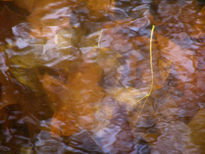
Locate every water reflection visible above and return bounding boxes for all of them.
[0,0,204,153]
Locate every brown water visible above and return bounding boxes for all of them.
[0,0,205,153]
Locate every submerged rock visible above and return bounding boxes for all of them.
[94,97,150,153]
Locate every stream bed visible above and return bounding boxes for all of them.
[0,0,204,153]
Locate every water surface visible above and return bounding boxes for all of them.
[0,0,204,153]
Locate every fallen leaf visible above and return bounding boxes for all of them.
[107,87,148,111]
[94,102,137,153]
[0,5,24,41]
[187,5,205,39]
[27,0,71,38]
[27,0,115,38]
[0,52,18,109]
[156,33,196,82]
[157,58,172,83]
[41,63,104,136]
[6,23,75,91]
[0,79,19,110]
[14,0,34,12]
[14,0,64,12]
[86,0,114,14]
[10,67,42,93]
[188,108,205,152]
[152,119,200,153]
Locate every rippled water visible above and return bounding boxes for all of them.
[0,0,204,153]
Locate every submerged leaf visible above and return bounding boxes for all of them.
[0,76,18,110]
[41,63,104,136]
[107,87,148,111]
[14,0,35,12]
[6,23,75,91]
[94,101,138,153]
[188,108,205,152]
[86,0,114,14]
[156,33,196,82]
[0,5,24,41]
[27,0,71,38]
[10,67,41,92]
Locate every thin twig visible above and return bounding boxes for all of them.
[98,30,103,48]
[135,25,155,121]
[147,25,155,97]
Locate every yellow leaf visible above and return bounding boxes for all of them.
[108,87,148,111]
